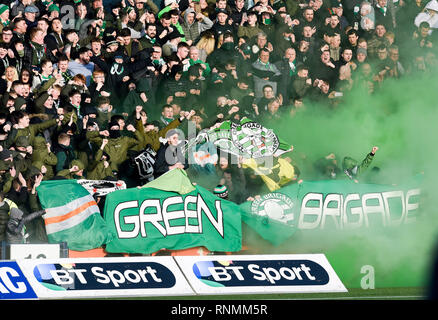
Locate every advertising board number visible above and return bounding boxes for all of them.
[9,244,61,260]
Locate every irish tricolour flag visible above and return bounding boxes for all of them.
[37,180,113,251]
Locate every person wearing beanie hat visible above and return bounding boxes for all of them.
[105,36,119,51]
[0,4,10,32]
[356,47,368,64]
[213,184,229,199]
[162,29,184,56]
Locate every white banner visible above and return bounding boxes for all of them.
[16,257,194,299]
[9,244,61,260]
[174,254,347,295]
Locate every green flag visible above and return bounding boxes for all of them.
[239,176,423,246]
[104,169,242,254]
[36,180,113,251]
[240,183,299,246]
[139,168,195,194]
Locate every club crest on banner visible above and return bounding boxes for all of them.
[250,192,295,225]
[230,121,280,158]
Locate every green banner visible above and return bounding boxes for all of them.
[103,179,242,254]
[240,176,422,245]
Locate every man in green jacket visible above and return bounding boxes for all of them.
[342,146,379,181]
[86,121,145,174]
[10,110,73,147]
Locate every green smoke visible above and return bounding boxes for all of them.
[245,68,438,290]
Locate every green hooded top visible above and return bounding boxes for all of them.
[86,129,145,171]
[342,152,375,179]
[31,136,58,179]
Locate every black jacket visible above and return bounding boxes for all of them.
[153,142,188,178]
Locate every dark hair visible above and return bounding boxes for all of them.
[69,89,82,98]
[160,12,171,20]
[177,41,190,50]
[40,58,52,67]
[58,55,69,63]
[96,96,110,106]
[78,46,91,55]
[38,17,50,26]
[119,27,131,37]
[223,31,234,40]
[10,110,28,124]
[419,21,430,29]
[347,29,359,37]
[90,37,102,44]
[19,68,33,84]
[169,9,179,16]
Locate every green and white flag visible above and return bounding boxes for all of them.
[239,176,423,246]
[189,118,293,159]
[103,169,242,254]
[37,180,113,251]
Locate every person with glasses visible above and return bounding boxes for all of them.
[1,27,13,45]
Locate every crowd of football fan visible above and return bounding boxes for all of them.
[0,0,436,244]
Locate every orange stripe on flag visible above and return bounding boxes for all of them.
[45,201,97,225]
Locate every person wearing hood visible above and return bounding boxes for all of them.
[31,135,57,179]
[57,159,86,179]
[86,138,115,180]
[31,160,51,180]
[33,92,57,119]
[120,76,153,115]
[0,149,14,193]
[12,135,33,176]
[90,50,149,107]
[85,120,145,175]
[207,31,240,70]
[181,7,213,45]
[6,204,28,244]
